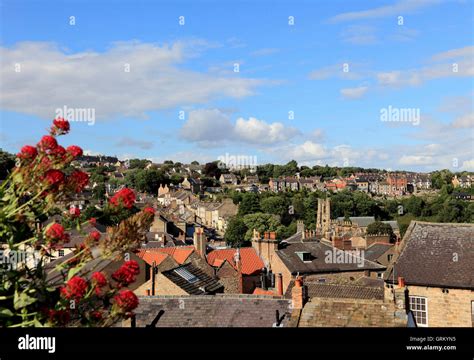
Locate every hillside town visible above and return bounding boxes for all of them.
[1,150,472,328]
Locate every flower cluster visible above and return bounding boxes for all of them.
[60,276,88,300]
[113,290,139,315]
[45,223,70,248]
[110,188,136,209]
[112,260,140,287]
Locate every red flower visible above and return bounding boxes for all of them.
[67,170,89,192]
[114,290,139,313]
[91,271,107,288]
[90,230,101,241]
[69,206,81,217]
[17,145,37,160]
[110,188,136,209]
[43,169,65,186]
[90,310,103,321]
[52,145,66,158]
[60,276,88,300]
[89,217,97,226]
[38,135,58,152]
[66,145,83,158]
[52,118,70,135]
[144,207,155,215]
[47,309,70,325]
[45,223,69,243]
[112,260,140,286]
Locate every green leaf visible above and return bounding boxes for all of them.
[13,290,37,310]
[0,308,14,317]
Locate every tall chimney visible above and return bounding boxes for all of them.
[276,273,283,296]
[292,276,305,310]
[193,227,207,258]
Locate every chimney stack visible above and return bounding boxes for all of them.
[269,232,276,240]
[291,276,305,310]
[297,220,305,235]
[276,273,283,296]
[193,227,207,258]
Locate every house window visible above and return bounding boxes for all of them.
[409,296,428,327]
[387,254,394,262]
[58,249,65,257]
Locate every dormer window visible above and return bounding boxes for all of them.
[296,251,312,263]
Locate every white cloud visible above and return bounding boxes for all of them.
[377,46,474,87]
[452,112,474,129]
[0,41,266,119]
[234,117,299,144]
[180,109,234,145]
[286,141,327,161]
[328,0,443,23]
[399,155,434,166]
[340,86,368,99]
[179,109,299,146]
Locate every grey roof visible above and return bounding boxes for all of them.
[337,216,375,227]
[382,220,399,230]
[276,240,385,275]
[161,263,224,295]
[133,295,293,327]
[365,243,394,262]
[285,280,384,301]
[388,221,474,289]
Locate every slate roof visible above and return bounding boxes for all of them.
[276,240,385,275]
[387,221,474,289]
[284,280,384,301]
[365,243,394,262]
[337,216,375,227]
[161,263,223,295]
[207,247,264,275]
[133,295,292,327]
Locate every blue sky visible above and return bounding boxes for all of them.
[0,0,473,172]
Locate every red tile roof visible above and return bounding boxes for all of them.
[137,246,194,266]
[207,248,264,275]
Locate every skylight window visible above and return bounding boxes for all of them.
[174,267,198,283]
[296,251,312,262]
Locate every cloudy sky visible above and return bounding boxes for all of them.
[0,0,473,171]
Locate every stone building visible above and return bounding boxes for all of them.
[385,221,474,327]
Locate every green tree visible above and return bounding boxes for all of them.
[242,213,280,241]
[224,217,248,247]
[238,192,261,215]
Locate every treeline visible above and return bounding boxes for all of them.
[224,188,474,247]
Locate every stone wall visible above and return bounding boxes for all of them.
[405,285,473,327]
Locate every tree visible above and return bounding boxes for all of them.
[238,193,261,215]
[366,221,395,242]
[224,217,248,247]
[191,161,200,165]
[203,161,222,179]
[242,213,280,241]
[0,150,15,180]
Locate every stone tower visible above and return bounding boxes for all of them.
[316,198,331,235]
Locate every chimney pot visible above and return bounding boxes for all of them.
[398,276,405,288]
